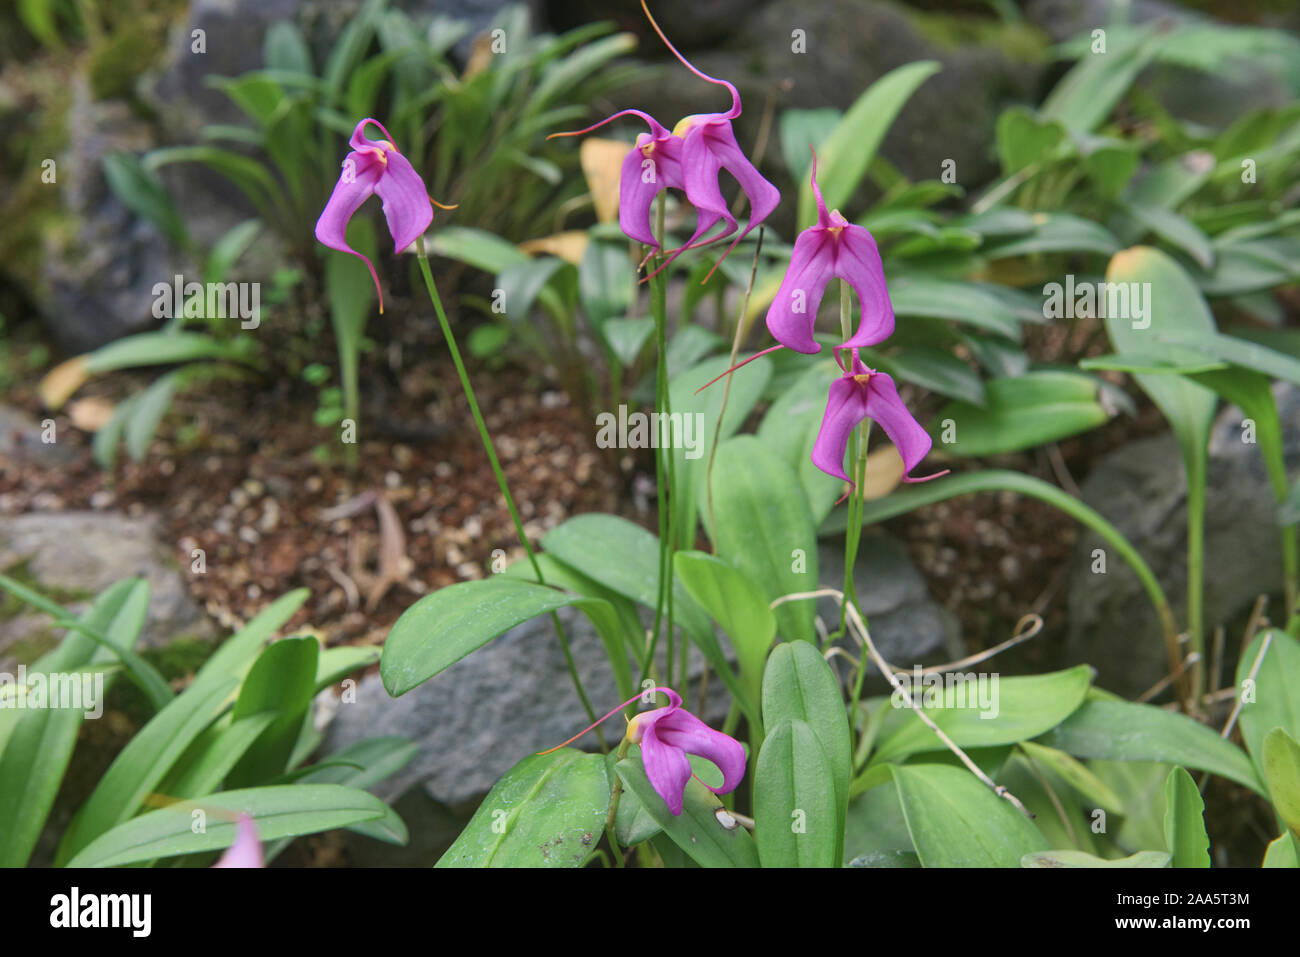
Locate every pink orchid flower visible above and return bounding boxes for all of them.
[540,686,746,817]
[765,151,894,354]
[550,1,778,278]
[212,814,264,868]
[813,348,948,488]
[315,118,449,313]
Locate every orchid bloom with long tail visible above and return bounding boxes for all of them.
[766,150,894,354]
[540,687,745,816]
[549,1,778,277]
[814,348,948,488]
[315,118,454,312]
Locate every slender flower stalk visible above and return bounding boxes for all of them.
[412,239,604,745]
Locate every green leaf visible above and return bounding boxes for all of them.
[428,226,530,273]
[1040,27,1161,134]
[1262,728,1300,841]
[55,675,240,864]
[102,152,189,249]
[1163,766,1210,867]
[195,588,310,683]
[1036,699,1264,795]
[888,277,1041,340]
[756,357,842,525]
[932,371,1112,457]
[602,317,655,367]
[761,641,852,865]
[67,784,388,867]
[780,107,842,183]
[864,345,985,406]
[891,763,1048,867]
[1237,630,1300,778]
[1158,329,1300,390]
[0,580,149,866]
[85,332,253,373]
[579,237,634,328]
[709,436,818,642]
[754,719,838,867]
[263,21,313,74]
[996,106,1069,175]
[667,353,773,549]
[381,578,609,697]
[124,371,180,462]
[984,214,1120,258]
[226,636,319,788]
[797,61,941,227]
[162,712,278,800]
[1022,849,1170,867]
[437,750,609,867]
[1124,203,1214,269]
[1018,740,1125,813]
[1263,833,1298,867]
[674,551,775,704]
[872,665,1092,764]
[615,757,759,868]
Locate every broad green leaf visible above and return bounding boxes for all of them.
[602,317,655,367]
[754,719,837,868]
[67,784,388,867]
[381,577,613,697]
[1158,329,1300,390]
[1263,833,1298,867]
[1262,727,1300,841]
[709,436,818,642]
[102,152,189,249]
[780,107,842,182]
[1125,203,1214,269]
[315,645,381,690]
[1162,766,1210,867]
[579,237,634,328]
[55,675,241,864]
[667,353,772,549]
[1040,27,1161,134]
[891,763,1048,867]
[1036,699,1264,795]
[797,61,941,226]
[863,345,985,406]
[615,757,759,868]
[195,588,309,683]
[1019,740,1124,813]
[762,641,852,865]
[1022,849,1170,868]
[1237,629,1300,777]
[428,225,530,273]
[674,551,774,703]
[931,371,1111,456]
[0,579,148,867]
[888,276,1040,340]
[984,214,1120,258]
[227,636,319,788]
[85,332,253,373]
[996,106,1069,175]
[162,712,278,800]
[124,371,180,462]
[872,666,1092,764]
[438,750,609,867]
[540,514,712,644]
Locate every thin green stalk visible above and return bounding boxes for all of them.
[1186,450,1207,712]
[604,738,632,866]
[415,237,604,747]
[645,193,674,690]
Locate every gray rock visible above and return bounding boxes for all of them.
[1066,384,1300,697]
[322,603,725,807]
[39,79,191,353]
[0,512,214,665]
[818,532,961,666]
[0,405,78,467]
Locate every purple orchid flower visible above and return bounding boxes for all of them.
[549,1,778,278]
[765,151,894,354]
[812,348,948,488]
[315,118,452,313]
[212,814,264,869]
[539,686,746,817]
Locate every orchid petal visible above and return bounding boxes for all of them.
[654,708,747,796]
[865,372,937,482]
[811,371,870,482]
[836,226,895,348]
[212,815,264,869]
[619,144,669,248]
[677,125,737,250]
[640,724,693,816]
[765,228,835,354]
[699,120,780,242]
[374,149,433,253]
[315,149,385,302]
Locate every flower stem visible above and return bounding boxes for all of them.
[645,193,675,692]
[414,237,604,747]
[604,737,632,866]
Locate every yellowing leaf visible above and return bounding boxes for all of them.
[580,138,628,224]
[38,356,90,410]
[68,397,116,432]
[519,231,589,265]
[860,445,905,501]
